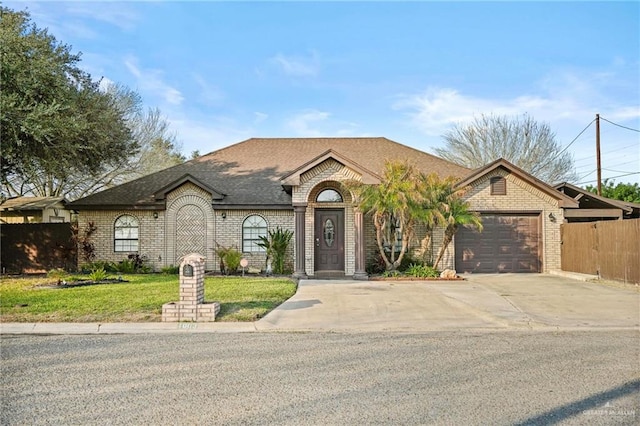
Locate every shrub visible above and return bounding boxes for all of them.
[161,265,180,275]
[89,267,108,282]
[47,268,68,285]
[405,263,439,278]
[81,261,116,274]
[256,227,294,275]
[216,245,242,274]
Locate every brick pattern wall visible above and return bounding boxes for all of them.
[462,169,563,272]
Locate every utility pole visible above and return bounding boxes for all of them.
[596,113,601,196]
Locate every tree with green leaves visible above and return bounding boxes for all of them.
[0,7,184,200]
[415,173,464,265]
[433,196,483,269]
[349,160,426,271]
[0,7,135,198]
[436,114,577,183]
[585,180,640,203]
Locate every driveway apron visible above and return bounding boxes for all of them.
[256,275,639,332]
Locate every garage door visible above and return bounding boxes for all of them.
[455,214,541,273]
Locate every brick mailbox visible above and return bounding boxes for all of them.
[162,253,220,322]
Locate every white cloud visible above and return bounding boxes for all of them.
[124,56,184,106]
[394,69,640,137]
[66,4,139,31]
[286,110,331,136]
[192,74,224,105]
[254,112,269,124]
[168,115,253,156]
[270,51,320,77]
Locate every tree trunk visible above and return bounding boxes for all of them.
[434,228,455,270]
[374,213,392,270]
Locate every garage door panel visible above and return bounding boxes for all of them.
[455,214,541,273]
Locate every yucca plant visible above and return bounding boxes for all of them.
[256,227,294,275]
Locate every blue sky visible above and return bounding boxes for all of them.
[7,1,640,185]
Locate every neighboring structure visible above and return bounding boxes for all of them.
[554,182,640,222]
[0,197,70,224]
[67,138,578,276]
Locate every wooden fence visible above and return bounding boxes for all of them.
[0,223,77,274]
[561,219,640,284]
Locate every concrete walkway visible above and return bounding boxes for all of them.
[1,274,638,335]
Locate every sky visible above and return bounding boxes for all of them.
[6,0,640,185]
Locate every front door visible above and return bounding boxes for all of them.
[314,209,344,273]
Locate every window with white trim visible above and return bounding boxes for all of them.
[242,215,267,252]
[114,215,139,252]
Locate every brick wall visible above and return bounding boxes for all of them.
[78,182,294,273]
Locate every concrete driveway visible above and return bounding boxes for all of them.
[256,274,640,332]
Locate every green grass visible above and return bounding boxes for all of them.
[0,274,297,323]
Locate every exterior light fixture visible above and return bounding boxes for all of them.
[153,212,159,219]
[221,212,227,219]
[548,212,556,222]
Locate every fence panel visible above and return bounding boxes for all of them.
[561,219,640,284]
[596,219,639,284]
[0,223,77,274]
[561,222,598,275]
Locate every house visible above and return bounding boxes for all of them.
[554,182,640,222]
[0,196,71,224]
[67,138,577,276]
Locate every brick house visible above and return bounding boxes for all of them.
[67,138,578,277]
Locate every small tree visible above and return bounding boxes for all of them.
[349,160,425,271]
[414,173,463,265]
[256,227,294,275]
[433,197,483,270]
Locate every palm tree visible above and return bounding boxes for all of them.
[414,174,462,265]
[349,160,424,271]
[433,196,483,270]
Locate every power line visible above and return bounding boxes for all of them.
[574,143,639,163]
[550,118,595,162]
[576,171,640,185]
[600,116,640,133]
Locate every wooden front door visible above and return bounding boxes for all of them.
[314,209,345,272]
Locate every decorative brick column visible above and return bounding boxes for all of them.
[353,207,368,280]
[162,253,220,322]
[293,204,308,279]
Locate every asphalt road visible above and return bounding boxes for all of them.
[2,331,638,425]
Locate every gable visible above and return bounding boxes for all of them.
[458,159,578,208]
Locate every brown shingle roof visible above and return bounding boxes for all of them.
[0,196,67,211]
[68,137,470,209]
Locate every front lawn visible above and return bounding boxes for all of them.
[0,274,297,322]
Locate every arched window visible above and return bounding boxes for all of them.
[114,215,139,252]
[243,215,267,252]
[316,188,343,203]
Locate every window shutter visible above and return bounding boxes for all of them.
[490,176,507,195]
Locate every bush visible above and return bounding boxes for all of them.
[89,267,108,282]
[405,263,439,278]
[161,265,180,275]
[47,268,69,284]
[81,261,116,274]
